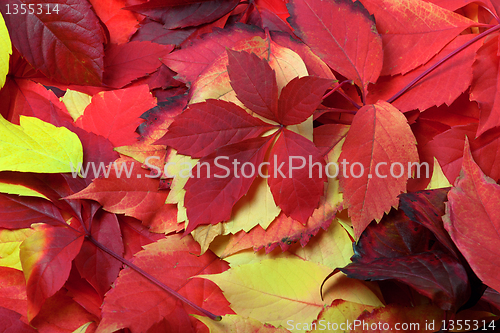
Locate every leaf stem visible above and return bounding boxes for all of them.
[87,236,222,321]
[323,80,361,110]
[387,24,500,104]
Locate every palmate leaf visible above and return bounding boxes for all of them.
[444,138,500,294]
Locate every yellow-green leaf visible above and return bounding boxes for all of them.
[194,314,290,333]
[0,115,83,173]
[0,182,49,200]
[60,89,92,122]
[199,258,383,328]
[0,228,34,270]
[72,322,93,333]
[0,13,12,89]
[426,157,452,190]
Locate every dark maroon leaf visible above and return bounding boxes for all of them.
[126,0,239,29]
[1,0,105,85]
[0,194,65,229]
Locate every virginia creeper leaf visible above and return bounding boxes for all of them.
[0,0,105,85]
[103,41,174,89]
[0,228,34,270]
[88,0,139,44]
[227,49,279,122]
[75,85,156,147]
[277,76,333,125]
[443,138,500,294]
[358,0,479,75]
[268,129,326,224]
[0,12,11,89]
[0,267,27,316]
[0,307,37,333]
[97,235,232,333]
[20,224,85,320]
[60,89,91,122]
[470,33,500,137]
[74,211,123,298]
[158,99,276,158]
[195,314,290,333]
[287,0,383,95]
[339,101,419,238]
[0,115,83,173]
[126,0,239,29]
[184,136,274,234]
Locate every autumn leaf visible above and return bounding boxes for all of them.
[0,306,37,333]
[0,0,105,85]
[75,85,156,147]
[0,12,11,89]
[358,0,479,75]
[20,224,85,320]
[443,138,500,294]
[0,115,83,174]
[287,0,383,96]
[195,314,290,333]
[0,228,34,270]
[96,235,232,333]
[339,101,419,238]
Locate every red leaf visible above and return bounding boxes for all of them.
[163,24,262,84]
[277,76,333,125]
[339,101,419,238]
[88,0,139,44]
[118,216,165,260]
[470,33,500,137]
[0,0,105,85]
[96,235,233,333]
[288,0,383,95]
[358,0,478,75]
[367,35,482,112]
[158,99,276,158]
[75,85,157,147]
[444,138,500,294]
[74,211,124,298]
[268,129,326,224]
[0,194,65,229]
[0,267,28,318]
[126,0,239,29]
[1,79,72,125]
[0,307,37,333]
[184,136,275,234]
[66,158,174,232]
[20,224,85,321]
[103,41,174,89]
[227,49,279,122]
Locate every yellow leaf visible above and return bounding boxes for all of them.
[60,89,92,122]
[0,228,34,270]
[223,176,281,234]
[199,258,383,328]
[192,223,224,255]
[308,300,375,332]
[426,157,452,190]
[72,322,93,333]
[0,115,83,173]
[194,314,290,333]
[0,182,49,200]
[0,13,12,89]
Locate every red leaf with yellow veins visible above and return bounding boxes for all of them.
[0,0,105,85]
[358,0,479,75]
[75,85,156,147]
[19,224,84,321]
[158,99,276,158]
[277,76,333,125]
[339,101,419,238]
[184,136,275,234]
[444,138,500,294]
[269,129,326,224]
[288,0,383,95]
[227,49,279,122]
[96,235,233,333]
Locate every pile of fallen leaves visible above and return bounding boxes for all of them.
[1,0,500,332]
